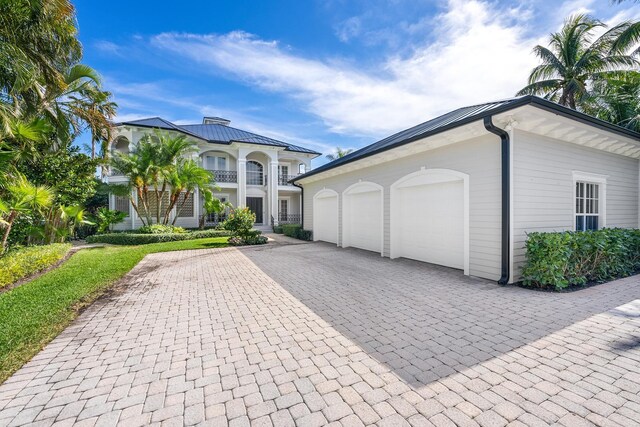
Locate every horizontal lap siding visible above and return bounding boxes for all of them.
[513,130,639,281]
[302,135,502,281]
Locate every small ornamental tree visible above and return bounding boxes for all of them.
[222,207,267,245]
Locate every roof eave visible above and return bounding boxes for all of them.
[293,96,640,183]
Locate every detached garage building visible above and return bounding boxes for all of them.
[292,96,640,284]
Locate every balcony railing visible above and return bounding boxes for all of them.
[278,174,299,186]
[210,170,237,183]
[278,213,301,224]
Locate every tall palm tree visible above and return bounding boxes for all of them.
[165,159,214,225]
[0,174,54,251]
[517,14,640,109]
[0,0,81,131]
[326,147,353,161]
[110,131,199,225]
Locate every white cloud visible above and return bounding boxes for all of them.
[149,0,546,137]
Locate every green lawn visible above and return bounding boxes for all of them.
[0,237,228,384]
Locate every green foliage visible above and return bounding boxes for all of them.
[110,131,208,226]
[223,207,255,237]
[518,14,640,109]
[228,233,268,246]
[281,224,313,241]
[86,229,232,245]
[0,237,228,383]
[94,208,126,234]
[272,225,284,234]
[21,145,98,207]
[521,228,640,290]
[0,243,71,289]
[137,224,186,234]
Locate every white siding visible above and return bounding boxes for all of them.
[302,134,502,281]
[513,130,639,280]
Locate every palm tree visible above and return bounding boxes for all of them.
[0,0,82,126]
[517,14,640,109]
[110,131,199,226]
[0,174,54,251]
[586,72,640,131]
[326,147,353,161]
[165,159,215,225]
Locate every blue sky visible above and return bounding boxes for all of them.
[75,0,639,166]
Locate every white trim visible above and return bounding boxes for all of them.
[389,167,470,275]
[572,170,607,230]
[342,181,384,256]
[312,188,339,246]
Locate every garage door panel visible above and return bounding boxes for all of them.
[313,195,338,244]
[395,180,464,269]
[344,188,382,253]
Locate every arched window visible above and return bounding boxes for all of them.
[246,161,264,185]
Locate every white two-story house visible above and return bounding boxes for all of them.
[107,116,321,230]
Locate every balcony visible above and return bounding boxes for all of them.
[278,174,299,186]
[211,170,237,183]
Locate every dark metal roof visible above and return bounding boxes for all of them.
[293,95,640,182]
[118,118,321,155]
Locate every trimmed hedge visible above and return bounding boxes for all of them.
[521,228,640,290]
[281,224,313,241]
[87,229,232,245]
[137,224,186,234]
[0,244,72,289]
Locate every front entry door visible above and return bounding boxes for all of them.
[247,197,263,224]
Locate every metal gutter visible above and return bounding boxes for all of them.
[483,116,510,285]
[292,181,305,227]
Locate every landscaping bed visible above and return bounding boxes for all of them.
[272,224,313,241]
[521,228,640,291]
[0,244,72,290]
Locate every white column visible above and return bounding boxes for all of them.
[270,161,279,225]
[237,157,246,208]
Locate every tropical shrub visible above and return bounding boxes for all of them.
[137,224,186,234]
[0,243,71,289]
[521,228,640,290]
[281,224,313,241]
[222,207,267,245]
[86,229,231,245]
[94,208,127,234]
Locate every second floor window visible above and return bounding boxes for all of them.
[206,155,227,171]
[247,161,264,185]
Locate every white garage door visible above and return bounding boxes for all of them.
[343,183,383,253]
[392,175,465,270]
[313,191,338,244]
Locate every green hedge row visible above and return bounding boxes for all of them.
[521,228,640,290]
[86,229,232,245]
[280,224,313,241]
[0,243,72,289]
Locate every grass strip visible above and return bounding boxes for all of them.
[0,237,228,383]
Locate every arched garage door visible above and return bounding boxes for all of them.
[342,182,383,254]
[391,168,469,274]
[313,189,338,244]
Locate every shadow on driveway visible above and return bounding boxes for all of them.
[239,241,640,388]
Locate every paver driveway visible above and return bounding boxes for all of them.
[1,241,640,427]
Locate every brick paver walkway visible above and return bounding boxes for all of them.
[1,243,639,426]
